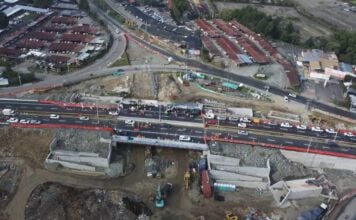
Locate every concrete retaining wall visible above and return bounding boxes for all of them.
[281,150,356,173]
[46,158,96,172]
[209,170,263,182]
[209,154,240,166]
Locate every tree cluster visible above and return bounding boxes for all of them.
[219,6,300,44]
[304,31,356,65]
[0,12,8,29]
[171,0,189,20]
[23,0,53,8]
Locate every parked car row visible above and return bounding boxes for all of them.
[205,114,355,138]
[6,118,41,125]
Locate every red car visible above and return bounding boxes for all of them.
[206,119,217,125]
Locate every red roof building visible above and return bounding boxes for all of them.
[71,25,96,35]
[201,36,222,57]
[0,47,21,58]
[215,36,241,62]
[28,31,56,42]
[15,39,45,50]
[51,16,77,25]
[49,43,83,53]
[213,19,238,37]
[60,34,93,44]
[195,19,220,38]
[48,55,71,64]
[237,37,269,64]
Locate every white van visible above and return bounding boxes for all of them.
[179,135,191,142]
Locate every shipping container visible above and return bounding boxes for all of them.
[202,170,212,198]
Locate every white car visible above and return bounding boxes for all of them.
[237,130,248,135]
[311,126,323,132]
[205,114,214,119]
[179,135,191,142]
[109,111,119,116]
[343,132,355,137]
[229,116,239,121]
[30,119,41,125]
[280,122,293,128]
[125,119,135,125]
[288,93,297,98]
[217,115,226,121]
[238,123,247,128]
[19,119,30,124]
[240,117,251,123]
[6,118,18,123]
[79,116,90,121]
[325,128,337,134]
[265,121,278,126]
[50,114,60,119]
[296,124,307,130]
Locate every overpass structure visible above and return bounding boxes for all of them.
[112,135,208,151]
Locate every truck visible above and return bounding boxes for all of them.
[2,108,15,116]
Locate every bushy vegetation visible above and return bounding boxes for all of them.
[1,67,37,86]
[219,6,300,44]
[217,0,294,6]
[23,0,53,8]
[171,0,189,20]
[110,51,130,67]
[0,12,8,29]
[303,31,356,65]
[92,0,125,24]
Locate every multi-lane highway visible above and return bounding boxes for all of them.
[1,99,356,158]
[95,2,356,121]
[0,1,355,121]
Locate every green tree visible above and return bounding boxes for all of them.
[79,0,90,11]
[33,0,53,8]
[0,12,8,29]
[171,0,188,20]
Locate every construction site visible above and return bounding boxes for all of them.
[0,27,356,220]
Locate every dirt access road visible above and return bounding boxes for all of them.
[4,146,194,220]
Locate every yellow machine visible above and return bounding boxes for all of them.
[184,171,190,190]
[225,211,238,220]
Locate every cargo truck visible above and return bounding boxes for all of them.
[2,108,15,116]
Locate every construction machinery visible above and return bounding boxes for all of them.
[184,171,190,190]
[225,211,238,220]
[155,182,173,208]
[155,183,164,208]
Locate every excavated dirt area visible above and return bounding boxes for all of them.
[0,127,54,165]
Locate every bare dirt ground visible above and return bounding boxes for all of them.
[214,2,333,39]
[0,127,54,165]
[294,0,356,30]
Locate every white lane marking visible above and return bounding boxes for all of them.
[322,146,330,149]
[35,107,43,110]
[50,107,58,110]
[267,138,276,142]
[285,141,294,144]
[42,119,50,122]
[59,119,66,122]
[75,121,83,123]
[341,148,349,152]
[194,130,203,134]
[303,143,309,146]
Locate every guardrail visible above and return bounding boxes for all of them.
[9,123,113,132]
[205,137,356,160]
[38,100,117,109]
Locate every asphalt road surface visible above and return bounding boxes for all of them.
[1,99,355,157]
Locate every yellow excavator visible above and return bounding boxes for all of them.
[225,211,238,220]
[184,171,190,190]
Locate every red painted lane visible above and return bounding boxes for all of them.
[38,100,117,109]
[205,137,356,160]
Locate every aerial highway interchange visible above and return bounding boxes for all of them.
[1,98,355,158]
